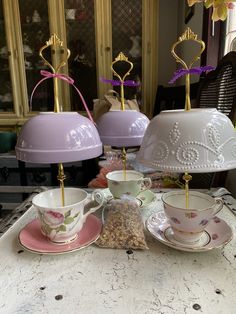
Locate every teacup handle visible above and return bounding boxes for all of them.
[213,198,224,216]
[83,190,105,220]
[141,177,152,191]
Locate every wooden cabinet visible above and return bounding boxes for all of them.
[0,0,158,129]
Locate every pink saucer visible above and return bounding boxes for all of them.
[18,215,102,255]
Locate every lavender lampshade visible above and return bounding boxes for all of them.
[137,108,236,172]
[15,112,102,163]
[96,110,150,147]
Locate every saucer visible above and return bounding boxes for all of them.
[18,214,102,255]
[146,211,233,252]
[102,188,156,208]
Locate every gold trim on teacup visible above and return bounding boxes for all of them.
[162,190,219,212]
[163,230,233,251]
[171,226,203,235]
[164,227,211,248]
[49,233,78,245]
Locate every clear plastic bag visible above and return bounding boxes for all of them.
[96,196,148,250]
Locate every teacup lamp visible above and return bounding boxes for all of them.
[137,28,236,206]
[96,52,149,174]
[15,34,102,205]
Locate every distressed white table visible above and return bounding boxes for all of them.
[0,190,236,314]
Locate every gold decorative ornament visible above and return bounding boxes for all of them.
[39,33,71,113]
[171,27,205,111]
[111,52,134,111]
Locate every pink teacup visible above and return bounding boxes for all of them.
[162,190,223,244]
[32,188,104,244]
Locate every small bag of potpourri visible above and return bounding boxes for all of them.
[96,195,148,250]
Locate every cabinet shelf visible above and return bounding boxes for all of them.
[21,21,49,28]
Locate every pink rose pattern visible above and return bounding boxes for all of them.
[199,219,208,226]
[44,210,64,226]
[168,212,221,242]
[185,212,198,219]
[212,234,218,240]
[40,208,80,238]
[170,217,181,224]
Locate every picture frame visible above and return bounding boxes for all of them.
[185,4,195,24]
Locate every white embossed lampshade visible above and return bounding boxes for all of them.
[96,110,150,147]
[137,108,236,172]
[15,112,102,163]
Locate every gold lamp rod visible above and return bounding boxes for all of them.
[38,34,71,206]
[171,28,205,208]
[110,52,134,180]
[171,28,205,111]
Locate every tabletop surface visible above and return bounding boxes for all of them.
[0,188,236,314]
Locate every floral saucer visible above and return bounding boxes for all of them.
[18,214,102,255]
[102,188,156,208]
[146,211,233,252]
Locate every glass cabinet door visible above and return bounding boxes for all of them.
[111,0,142,105]
[61,0,158,116]
[63,0,97,111]
[17,0,53,113]
[0,0,157,125]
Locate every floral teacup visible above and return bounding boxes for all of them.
[106,170,152,199]
[32,188,104,244]
[162,190,223,244]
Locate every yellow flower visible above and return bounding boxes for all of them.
[187,0,203,5]
[187,0,236,21]
[208,0,235,21]
[204,0,214,8]
[212,2,228,21]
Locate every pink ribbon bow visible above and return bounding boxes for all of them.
[30,70,94,123]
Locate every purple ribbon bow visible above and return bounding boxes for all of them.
[100,77,140,87]
[169,65,215,84]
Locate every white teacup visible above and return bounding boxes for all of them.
[32,188,104,244]
[106,170,152,199]
[162,190,223,244]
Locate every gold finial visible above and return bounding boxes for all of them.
[111,52,133,111]
[39,33,71,76]
[178,27,198,41]
[39,33,71,113]
[45,33,64,47]
[114,52,129,62]
[171,28,205,111]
